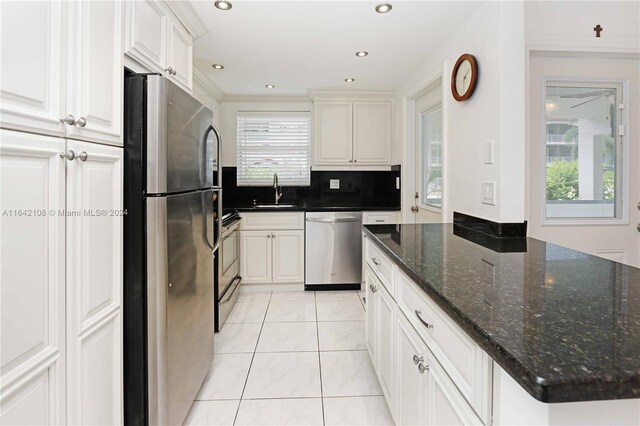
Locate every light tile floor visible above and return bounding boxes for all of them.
[184,291,394,426]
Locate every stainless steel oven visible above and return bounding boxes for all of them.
[215,214,241,331]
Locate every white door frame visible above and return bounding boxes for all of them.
[401,62,450,223]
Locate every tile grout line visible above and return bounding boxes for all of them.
[314,291,327,426]
[231,291,272,426]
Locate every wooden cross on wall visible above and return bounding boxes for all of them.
[594,24,603,37]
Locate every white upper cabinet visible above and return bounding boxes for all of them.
[166,20,193,91]
[353,102,391,165]
[124,0,167,73]
[124,0,193,93]
[314,102,353,165]
[66,1,123,146]
[313,99,392,167]
[0,1,65,137]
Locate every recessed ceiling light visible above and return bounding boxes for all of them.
[355,51,369,57]
[212,64,224,70]
[375,3,392,13]
[265,84,275,89]
[214,1,232,10]
[345,78,355,83]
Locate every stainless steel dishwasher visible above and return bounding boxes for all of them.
[305,211,362,290]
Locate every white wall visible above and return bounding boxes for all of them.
[219,98,313,166]
[396,1,525,223]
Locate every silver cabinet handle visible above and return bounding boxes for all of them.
[75,117,87,127]
[165,67,174,75]
[417,363,429,374]
[60,114,76,125]
[369,284,377,294]
[267,234,271,239]
[371,257,380,266]
[60,150,76,161]
[415,309,434,329]
[412,355,423,365]
[77,151,88,162]
[354,159,358,163]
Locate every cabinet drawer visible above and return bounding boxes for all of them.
[397,270,491,424]
[365,240,394,295]
[239,212,304,230]
[362,211,398,225]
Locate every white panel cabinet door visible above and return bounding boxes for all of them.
[240,231,272,283]
[377,284,396,417]
[353,102,391,165]
[0,1,66,137]
[66,1,123,146]
[314,102,353,165]
[395,313,429,426]
[0,131,66,425]
[124,0,167,73]
[166,20,193,92]
[272,230,304,283]
[65,140,123,426]
[365,268,378,365]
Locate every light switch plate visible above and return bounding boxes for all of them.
[481,182,496,205]
[396,177,400,190]
[483,140,494,164]
[330,179,340,189]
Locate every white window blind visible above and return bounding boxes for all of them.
[237,111,311,186]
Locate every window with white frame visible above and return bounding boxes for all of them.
[237,111,311,186]
[421,106,443,208]
[544,82,623,220]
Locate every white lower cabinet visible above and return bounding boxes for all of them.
[0,130,123,425]
[65,140,123,425]
[240,213,304,285]
[366,256,486,425]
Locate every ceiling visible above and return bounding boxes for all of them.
[191,1,482,97]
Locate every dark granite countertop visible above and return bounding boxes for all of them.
[363,223,640,403]
[233,205,400,213]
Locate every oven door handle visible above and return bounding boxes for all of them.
[221,275,242,303]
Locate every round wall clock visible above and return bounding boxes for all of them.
[451,54,478,102]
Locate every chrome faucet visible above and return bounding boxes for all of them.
[273,172,283,204]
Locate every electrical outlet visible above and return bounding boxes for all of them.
[481,182,495,205]
[483,140,494,164]
[330,179,340,189]
[396,177,400,190]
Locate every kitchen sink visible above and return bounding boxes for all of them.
[253,204,300,208]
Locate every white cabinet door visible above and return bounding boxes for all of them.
[314,102,353,165]
[124,0,167,73]
[353,102,391,165]
[0,1,65,137]
[166,20,193,92]
[429,355,483,426]
[377,284,396,417]
[272,230,304,283]
[365,268,378,365]
[240,231,272,283]
[396,313,429,426]
[66,1,123,146]
[65,140,123,425]
[0,131,66,425]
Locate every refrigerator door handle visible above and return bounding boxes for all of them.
[212,188,223,253]
[202,191,215,253]
[204,123,223,188]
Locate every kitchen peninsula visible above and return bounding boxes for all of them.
[362,221,640,425]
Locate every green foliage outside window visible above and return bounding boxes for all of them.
[546,160,615,201]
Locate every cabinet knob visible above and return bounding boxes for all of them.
[412,354,424,365]
[75,117,87,127]
[354,159,358,163]
[165,67,177,76]
[60,114,76,125]
[77,151,88,162]
[60,150,76,161]
[417,363,429,374]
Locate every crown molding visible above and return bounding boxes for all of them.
[221,95,312,104]
[193,68,225,102]
[308,89,394,101]
[162,1,207,39]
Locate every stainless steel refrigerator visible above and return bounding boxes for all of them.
[123,73,222,426]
